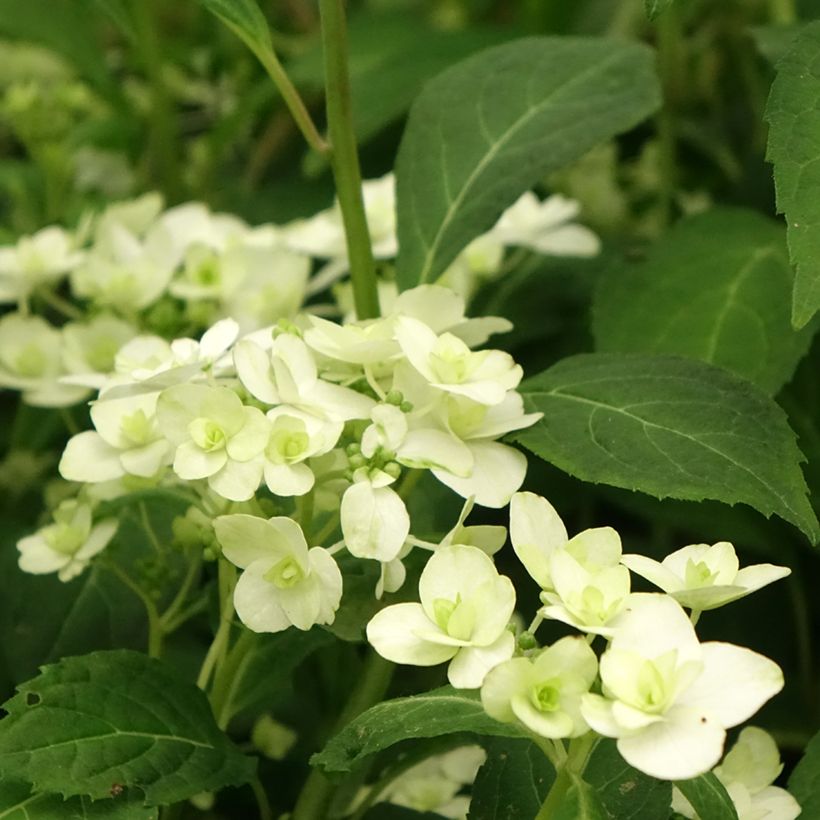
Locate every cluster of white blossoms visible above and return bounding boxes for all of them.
[0,175,597,408]
[367,491,793,788]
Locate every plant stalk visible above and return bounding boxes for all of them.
[535,734,597,819]
[769,0,797,24]
[319,0,380,320]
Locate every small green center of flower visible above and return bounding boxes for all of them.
[44,523,86,556]
[429,335,476,384]
[684,559,719,588]
[15,343,47,377]
[85,337,120,373]
[264,556,305,589]
[189,418,227,452]
[531,681,561,713]
[121,409,153,446]
[432,594,474,641]
[266,423,310,464]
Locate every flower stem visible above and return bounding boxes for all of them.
[535,733,598,819]
[319,0,380,321]
[196,560,237,690]
[291,650,394,820]
[105,561,163,659]
[769,0,797,23]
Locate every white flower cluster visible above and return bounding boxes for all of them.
[19,282,540,636]
[0,176,598,408]
[367,491,792,785]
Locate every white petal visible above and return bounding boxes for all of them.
[119,439,170,478]
[234,339,279,404]
[173,441,226,479]
[341,482,409,562]
[678,642,783,728]
[398,429,473,476]
[233,568,292,633]
[620,554,682,593]
[307,547,343,624]
[734,563,791,594]
[59,431,124,483]
[75,519,118,561]
[366,603,458,666]
[510,491,567,588]
[18,534,67,574]
[214,514,281,569]
[480,657,532,723]
[616,705,726,781]
[433,440,526,509]
[264,462,315,496]
[447,631,515,689]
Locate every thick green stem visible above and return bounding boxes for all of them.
[770,0,797,24]
[131,0,182,200]
[535,734,598,820]
[319,0,380,320]
[196,560,237,690]
[291,651,394,820]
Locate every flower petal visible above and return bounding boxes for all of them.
[367,603,458,666]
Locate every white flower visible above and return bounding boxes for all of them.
[0,313,87,406]
[580,594,784,780]
[673,727,800,820]
[0,226,83,303]
[262,406,342,496]
[61,314,137,380]
[366,545,516,688]
[489,192,600,257]
[156,383,269,501]
[341,477,410,563]
[214,514,342,633]
[481,636,598,738]
[17,499,117,582]
[621,542,791,611]
[395,316,522,406]
[59,390,172,483]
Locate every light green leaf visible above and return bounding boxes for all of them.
[394,36,661,289]
[198,0,272,58]
[0,780,157,819]
[674,773,738,820]
[766,20,820,328]
[468,738,554,819]
[750,24,803,64]
[593,208,815,393]
[511,353,819,542]
[788,728,820,818]
[645,0,676,20]
[0,650,255,806]
[313,687,523,773]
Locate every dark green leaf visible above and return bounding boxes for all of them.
[766,20,820,327]
[217,627,335,724]
[788,727,820,818]
[511,353,819,542]
[468,737,554,819]
[313,687,523,774]
[91,0,134,41]
[0,650,255,805]
[645,0,675,20]
[593,208,814,393]
[585,740,673,820]
[0,780,157,819]
[674,773,738,820]
[394,36,661,289]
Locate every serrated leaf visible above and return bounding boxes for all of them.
[674,773,738,820]
[511,353,819,542]
[766,20,820,328]
[585,740,672,819]
[645,0,676,20]
[394,36,661,289]
[0,780,157,819]
[198,0,272,58]
[593,208,814,393]
[468,738,554,819]
[788,727,820,817]
[0,650,255,806]
[313,687,523,773]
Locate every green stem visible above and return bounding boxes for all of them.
[291,651,394,820]
[211,627,257,729]
[131,0,182,200]
[105,561,163,658]
[159,550,203,633]
[196,560,237,690]
[250,43,329,156]
[535,734,597,820]
[251,776,274,820]
[319,0,380,320]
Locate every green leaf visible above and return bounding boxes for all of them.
[766,20,820,328]
[645,0,675,20]
[394,36,661,289]
[0,780,157,819]
[511,353,819,542]
[788,727,820,818]
[216,627,335,724]
[198,0,272,58]
[674,773,738,820]
[313,687,523,774]
[554,775,607,820]
[90,0,135,41]
[468,738,554,819]
[750,24,803,64]
[592,208,815,394]
[0,650,255,805]
[585,740,672,819]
